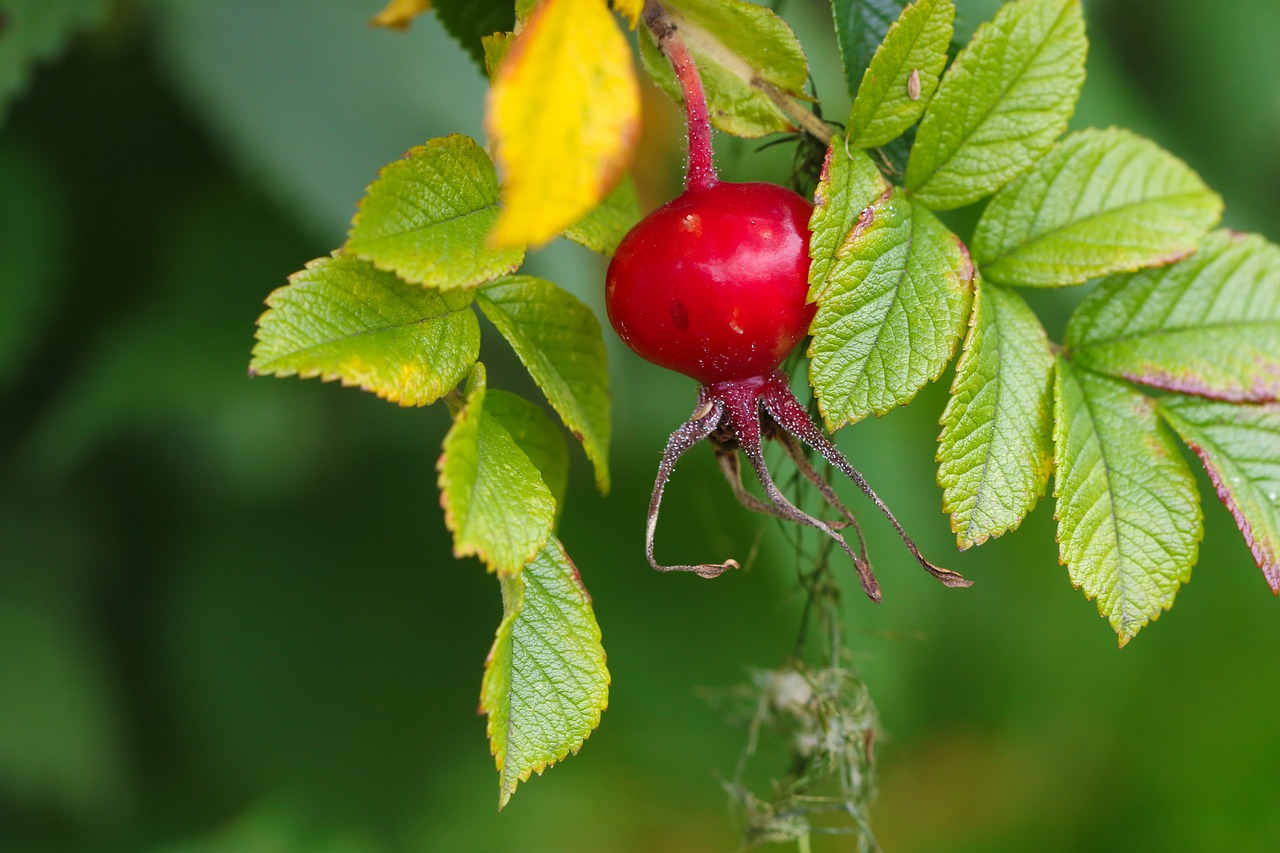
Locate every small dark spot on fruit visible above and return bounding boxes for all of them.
[670,299,689,330]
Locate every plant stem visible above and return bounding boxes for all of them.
[643,0,717,192]
[756,81,834,146]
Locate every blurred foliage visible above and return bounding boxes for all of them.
[1,0,1279,851]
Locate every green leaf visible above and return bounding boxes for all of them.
[972,128,1223,287]
[481,31,514,79]
[250,254,480,406]
[1159,397,1280,593]
[430,0,516,70]
[438,364,557,576]
[481,536,609,809]
[561,175,641,256]
[477,276,612,492]
[809,188,974,429]
[848,0,954,149]
[345,134,524,290]
[937,281,1054,549]
[905,0,1087,210]
[1052,358,1202,646]
[831,0,908,100]
[807,139,891,303]
[0,0,109,126]
[637,0,810,138]
[1067,231,1280,402]
[484,389,571,522]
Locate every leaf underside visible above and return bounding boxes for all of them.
[1159,397,1280,593]
[938,280,1054,549]
[1067,230,1280,402]
[973,127,1222,287]
[250,254,479,406]
[638,0,810,138]
[1053,358,1202,645]
[481,536,609,809]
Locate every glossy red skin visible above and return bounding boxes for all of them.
[605,181,816,384]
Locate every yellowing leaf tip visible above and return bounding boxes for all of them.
[486,0,641,248]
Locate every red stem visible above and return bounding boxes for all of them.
[643,1,717,192]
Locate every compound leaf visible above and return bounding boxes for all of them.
[848,0,954,149]
[905,0,1086,210]
[487,0,640,247]
[1067,231,1280,402]
[638,0,810,138]
[481,536,609,809]
[1053,358,1202,646]
[831,0,908,100]
[346,135,523,290]
[561,175,641,256]
[1159,397,1280,593]
[809,187,974,429]
[250,254,479,406]
[938,281,1054,549]
[973,127,1222,287]
[438,364,556,576]
[808,139,891,303]
[477,276,612,492]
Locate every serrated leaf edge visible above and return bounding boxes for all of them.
[249,255,478,407]
[1158,401,1280,593]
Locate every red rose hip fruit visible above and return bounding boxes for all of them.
[605,181,816,384]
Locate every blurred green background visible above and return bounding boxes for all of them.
[2,1,1279,850]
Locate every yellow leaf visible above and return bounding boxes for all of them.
[614,0,643,28]
[486,0,640,248]
[369,0,432,31]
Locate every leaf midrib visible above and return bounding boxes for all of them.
[911,0,1075,192]
[852,0,944,141]
[835,203,918,415]
[980,190,1212,271]
[1071,372,1129,614]
[1074,318,1280,350]
[350,202,498,247]
[256,313,455,369]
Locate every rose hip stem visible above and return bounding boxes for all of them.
[643,1,717,192]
